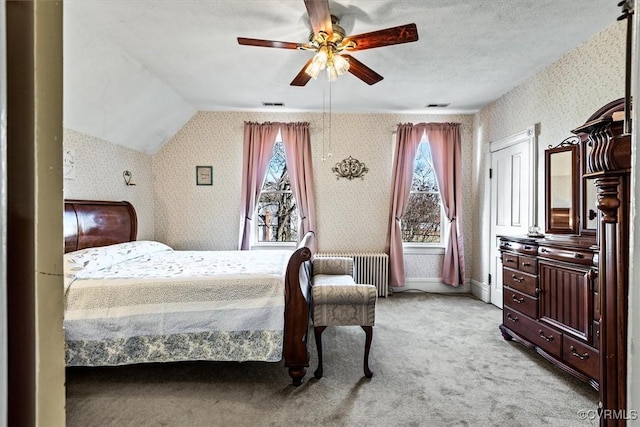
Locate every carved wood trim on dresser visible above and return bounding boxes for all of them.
[572,98,630,426]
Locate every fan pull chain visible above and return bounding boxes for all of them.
[321,77,333,162]
[327,78,333,159]
[322,81,326,162]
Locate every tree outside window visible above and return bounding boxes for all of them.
[401,141,443,244]
[256,141,298,242]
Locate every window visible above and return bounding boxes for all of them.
[256,140,298,243]
[401,140,445,245]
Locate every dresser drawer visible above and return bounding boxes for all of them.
[504,287,537,318]
[503,307,562,358]
[563,335,599,379]
[518,255,537,275]
[538,245,594,266]
[503,268,538,296]
[502,253,519,268]
[500,240,538,255]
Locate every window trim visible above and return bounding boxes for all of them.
[402,244,446,255]
[250,241,297,250]
[402,202,449,251]
[399,136,447,248]
[252,138,299,247]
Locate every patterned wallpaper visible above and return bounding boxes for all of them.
[470,21,626,283]
[152,111,475,280]
[63,129,155,240]
[63,20,625,285]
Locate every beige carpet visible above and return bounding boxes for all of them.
[65,293,598,426]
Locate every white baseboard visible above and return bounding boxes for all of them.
[394,277,471,294]
[471,279,491,303]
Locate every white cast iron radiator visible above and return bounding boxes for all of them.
[315,252,389,297]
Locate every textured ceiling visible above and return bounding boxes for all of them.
[63,0,621,153]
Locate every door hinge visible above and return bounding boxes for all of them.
[488,273,492,284]
[489,168,493,179]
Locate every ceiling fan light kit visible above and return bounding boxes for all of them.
[304,43,350,81]
[302,16,354,81]
[236,0,419,166]
[237,0,418,86]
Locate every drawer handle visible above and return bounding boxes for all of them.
[521,261,532,267]
[511,294,524,304]
[538,330,554,342]
[511,274,524,283]
[524,246,532,250]
[505,258,515,263]
[570,346,589,360]
[540,248,548,253]
[573,253,584,259]
[506,313,519,323]
[504,243,511,247]
[535,287,541,294]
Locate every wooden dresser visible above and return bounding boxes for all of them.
[499,97,631,425]
[499,235,600,389]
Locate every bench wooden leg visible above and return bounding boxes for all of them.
[314,326,326,379]
[361,325,373,378]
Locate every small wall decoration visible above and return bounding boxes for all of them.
[332,156,369,180]
[196,166,213,186]
[63,148,76,180]
[123,170,136,186]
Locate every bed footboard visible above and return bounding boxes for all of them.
[282,231,314,385]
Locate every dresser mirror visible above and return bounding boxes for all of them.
[545,141,579,234]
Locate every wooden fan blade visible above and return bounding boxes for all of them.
[237,37,301,50]
[290,58,314,86]
[343,55,383,85]
[304,0,332,38]
[343,23,418,51]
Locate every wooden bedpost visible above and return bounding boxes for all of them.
[282,231,314,386]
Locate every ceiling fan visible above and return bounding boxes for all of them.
[237,0,419,86]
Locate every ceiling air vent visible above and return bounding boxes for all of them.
[426,103,450,108]
[262,102,284,107]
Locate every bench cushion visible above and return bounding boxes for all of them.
[313,257,353,276]
[312,284,377,327]
[312,283,376,304]
[313,274,356,287]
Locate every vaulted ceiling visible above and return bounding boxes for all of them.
[63,0,621,154]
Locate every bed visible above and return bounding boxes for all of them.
[63,199,314,385]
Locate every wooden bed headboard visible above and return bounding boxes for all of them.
[64,199,138,253]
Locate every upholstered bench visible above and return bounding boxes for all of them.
[311,257,377,379]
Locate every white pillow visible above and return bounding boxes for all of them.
[64,240,172,288]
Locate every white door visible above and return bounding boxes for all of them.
[489,127,537,308]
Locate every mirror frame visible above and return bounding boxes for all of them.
[545,141,579,235]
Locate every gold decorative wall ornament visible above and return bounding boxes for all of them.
[332,156,369,180]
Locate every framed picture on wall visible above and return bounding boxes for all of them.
[196,166,213,186]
